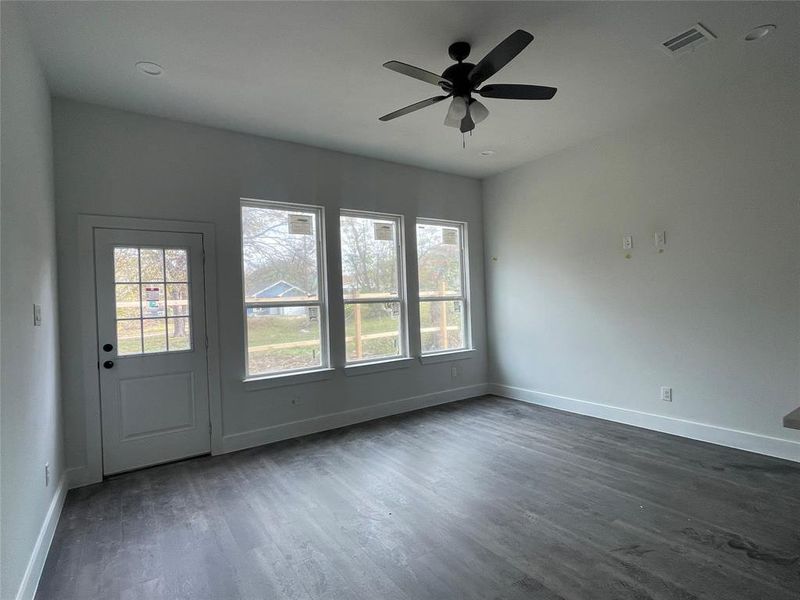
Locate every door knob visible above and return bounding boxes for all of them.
[103,360,114,369]
[103,343,114,352]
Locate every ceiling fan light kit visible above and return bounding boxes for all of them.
[379,29,557,144]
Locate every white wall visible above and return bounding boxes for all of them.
[484,54,800,460]
[52,99,487,484]
[0,4,65,599]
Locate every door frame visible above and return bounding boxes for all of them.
[75,215,223,486]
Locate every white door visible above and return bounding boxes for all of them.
[94,228,211,475]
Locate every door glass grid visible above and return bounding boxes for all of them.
[114,247,192,355]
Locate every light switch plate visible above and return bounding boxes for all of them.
[33,304,42,326]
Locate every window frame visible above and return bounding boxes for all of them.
[339,209,409,365]
[240,198,330,380]
[416,218,472,355]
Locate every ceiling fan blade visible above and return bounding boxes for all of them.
[383,61,452,87]
[378,95,449,122]
[469,30,534,87]
[478,84,557,100]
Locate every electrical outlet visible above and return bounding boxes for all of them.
[622,235,633,250]
[450,365,459,379]
[45,463,50,486]
[660,387,672,402]
[291,393,301,406]
[654,231,666,249]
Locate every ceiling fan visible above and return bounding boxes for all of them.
[379,30,557,134]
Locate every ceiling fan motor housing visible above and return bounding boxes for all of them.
[440,62,475,98]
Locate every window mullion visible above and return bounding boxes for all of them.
[343,298,401,305]
[419,296,466,303]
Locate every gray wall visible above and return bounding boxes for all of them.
[483,57,800,457]
[52,99,487,481]
[0,4,63,598]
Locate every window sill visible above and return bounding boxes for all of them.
[419,349,477,364]
[344,357,414,377]
[243,367,335,390]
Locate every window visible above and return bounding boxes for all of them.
[416,219,470,354]
[113,246,192,355]
[340,211,407,363]
[241,200,328,378]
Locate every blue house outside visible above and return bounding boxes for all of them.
[247,280,310,316]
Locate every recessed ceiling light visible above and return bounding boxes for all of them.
[480,150,495,156]
[136,61,164,76]
[744,24,776,41]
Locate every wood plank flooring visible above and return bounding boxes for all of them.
[37,396,800,599]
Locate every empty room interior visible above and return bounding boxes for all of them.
[2,1,799,599]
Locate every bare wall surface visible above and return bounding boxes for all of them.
[52,99,487,482]
[483,50,800,458]
[0,3,64,599]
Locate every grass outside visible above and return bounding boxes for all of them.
[246,311,403,371]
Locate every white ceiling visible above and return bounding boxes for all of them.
[19,1,799,178]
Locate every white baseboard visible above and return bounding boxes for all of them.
[222,383,488,454]
[15,475,67,600]
[490,383,800,463]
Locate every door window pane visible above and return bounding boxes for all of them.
[165,249,188,281]
[115,284,140,318]
[420,300,466,353]
[340,214,399,300]
[141,285,166,318]
[166,284,190,316]
[168,317,191,351]
[245,309,322,375]
[112,245,192,355]
[344,302,401,362]
[142,318,168,353]
[117,320,142,355]
[114,248,140,282]
[140,248,165,281]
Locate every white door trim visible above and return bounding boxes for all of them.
[74,214,223,487]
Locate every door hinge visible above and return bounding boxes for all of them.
[205,334,209,349]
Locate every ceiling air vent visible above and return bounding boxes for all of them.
[661,23,716,57]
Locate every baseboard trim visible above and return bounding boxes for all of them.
[222,383,489,454]
[490,383,800,463]
[15,475,67,600]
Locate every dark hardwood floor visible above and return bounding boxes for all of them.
[37,396,800,599]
